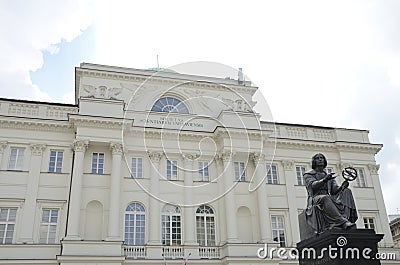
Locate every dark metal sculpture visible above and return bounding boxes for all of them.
[304,154,358,235]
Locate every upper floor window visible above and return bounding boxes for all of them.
[91,153,104,174]
[296,166,306,185]
[196,205,216,246]
[8,147,24,170]
[131,157,143,178]
[0,208,17,244]
[151,97,189,114]
[49,150,63,173]
[363,217,375,230]
[125,202,145,245]
[234,162,246,181]
[267,164,278,184]
[166,160,178,180]
[198,161,209,182]
[39,209,59,244]
[161,204,181,246]
[355,168,366,187]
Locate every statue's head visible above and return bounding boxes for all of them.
[311,153,327,169]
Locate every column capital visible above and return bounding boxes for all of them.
[250,152,266,166]
[147,151,163,164]
[0,141,8,153]
[110,142,123,155]
[368,164,380,175]
[282,160,294,170]
[30,144,46,156]
[72,140,88,153]
[217,151,235,162]
[338,162,353,170]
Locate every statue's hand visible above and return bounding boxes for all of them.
[341,181,349,189]
[323,172,336,183]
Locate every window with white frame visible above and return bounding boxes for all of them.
[356,168,366,187]
[363,217,375,230]
[8,147,24,170]
[198,161,209,181]
[196,205,216,246]
[49,150,63,173]
[267,164,278,184]
[166,160,178,180]
[124,202,145,245]
[131,157,143,178]
[0,208,17,244]
[91,153,104,174]
[39,209,59,244]
[296,166,306,185]
[234,162,246,181]
[271,215,286,247]
[161,205,181,245]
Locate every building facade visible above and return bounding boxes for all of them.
[0,63,398,264]
[390,215,400,248]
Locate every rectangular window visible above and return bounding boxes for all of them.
[296,166,306,185]
[356,168,366,187]
[8,147,24,170]
[271,215,286,247]
[234,162,246,181]
[131,157,143,178]
[39,209,58,244]
[91,153,104,174]
[161,215,181,245]
[325,167,334,174]
[198,161,209,181]
[363,217,375,230]
[267,164,278,184]
[49,150,63,173]
[166,160,178,180]
[0,208,17,244]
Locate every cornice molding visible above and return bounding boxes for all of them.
[69,115,125,130]
[0,117,72,132]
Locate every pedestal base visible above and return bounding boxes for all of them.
[297,229,383,265]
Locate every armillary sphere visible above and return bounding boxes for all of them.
[342,167,358,181]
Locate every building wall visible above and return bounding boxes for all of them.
[0,63,398,264]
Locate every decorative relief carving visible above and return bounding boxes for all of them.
[82,84,122,100]
[250,152,266,166]
[182,153,200,161]
[313,129,334,141]
[8,103,39,117]
[0,141,8,153]
[30,144,46,156]
[147,151,163,164]
[338,162,353,170]
[287,127,307,139]
[72,140,88,153]
[217,151,235,162]
[110,143,123,155]
[368,164,380,175]
[282,160,294,170]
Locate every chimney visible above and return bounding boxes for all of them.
[238,68,244,85]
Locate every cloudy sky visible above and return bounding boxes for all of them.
[1,0,399,214]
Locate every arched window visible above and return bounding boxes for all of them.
[196,205,216,246]
[124,202,145,245]
[151,97,189,114]
[161,204,181,245]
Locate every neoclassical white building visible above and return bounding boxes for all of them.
[0,63,398,264]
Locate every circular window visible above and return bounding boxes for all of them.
[151,97,189,114]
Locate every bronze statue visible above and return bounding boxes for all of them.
[304,153,358,234]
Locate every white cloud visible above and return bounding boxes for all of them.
[0,0,92,101]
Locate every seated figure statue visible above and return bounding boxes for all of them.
[304,153,358,234]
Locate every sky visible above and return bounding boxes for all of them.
[0,0,399,214]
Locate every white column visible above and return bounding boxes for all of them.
[251,152,272,243]
[147,151,163,245]
[0,141,8,168]
[19,144,46,243]
[220,151,239,243]
[183,153,198,245]
[368,164,394,245]
[65,140,88,240]
[282,160,300,245]
[107,142,123,240]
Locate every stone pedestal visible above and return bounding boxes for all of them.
[297,229,383,265]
